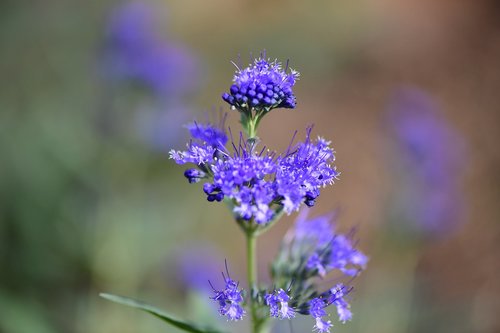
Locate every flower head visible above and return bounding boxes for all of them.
[187,121,228,148]
[169,121,227,167]
[275,210,367,279]
[170,125,337,225]
[103,1,198,97]
[222,55,299,111]
[307,232,368,278]
[264,289,295,319]
[329,284,352,323]
[210,269,246,321]
[276,128,339,213]
[387,87,466,238]
[309,298,333,333]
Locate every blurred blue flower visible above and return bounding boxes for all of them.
[271,212,365,331]
[264,289,295,319]
[274,210,367,280]
[103,1,198,97]
[387,87,467,237]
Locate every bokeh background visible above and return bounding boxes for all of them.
[1,0,499,332]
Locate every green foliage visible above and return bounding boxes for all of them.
[100,293,226,333]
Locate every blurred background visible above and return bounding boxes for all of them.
[1,0,499,332]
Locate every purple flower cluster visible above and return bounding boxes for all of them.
[271,212,366,332]
[264,289,295,319]
[210,275,245,321]
[295,211,368,277]
[277,129,338,212]
[387,88,466,238]
[103,1,198,97]
[309,298,332,333]
[305,284,352,333]
[222,57,299,111]
[170,124,338,224]
[169,54,366,332]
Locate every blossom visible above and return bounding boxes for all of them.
[169,121,227,167]
[312,233,369,277]
[187,121,228,148]
[210,274,246,321]
[287,211,368,278]
[103,1,198,97]
[170,125,337,224]
[222,56,299,111]
[167,52,367,333]
[329,284,352,323]
[276,129,338,213]
[309,298,333,333]
[272,212,365,331]
[264,289,295,319]
[387,87,466,238]
[174,243,224,293]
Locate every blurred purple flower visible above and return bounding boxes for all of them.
[103,1,198,98]
[387,87,467,237]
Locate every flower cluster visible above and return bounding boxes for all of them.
[274,211,368,280]
[387,88,466,238]
[303,284,352,333]
[222,57,299,111]
[169,54,367,333]
[206,211,366,332]
[264,289,295,319]
[170,125,338,224]
[210,273,245,321]
[103,1,198,96]
[270,211,367,332]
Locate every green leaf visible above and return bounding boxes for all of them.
[99,293,226,333]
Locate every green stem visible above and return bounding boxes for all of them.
[246,231,261,333]
[247,118,257,139]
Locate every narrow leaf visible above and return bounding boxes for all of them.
[100,293,225,333]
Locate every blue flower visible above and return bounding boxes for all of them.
[294,211,335,246]
[309,298,333,333]
[210,274,246,321]
[264,289,295,319]
[103,1,198,97]
[387,87,466,238]
[170,144,217,166]
[286,211,368,278]
[169,121,227,167]
[183,169,206,183]
[171,125,338,225]
[187,121,228,148]
[271,212,365,331]
[222,55,299,111]
[329,284,352,323]
[276,128,339,213]
[312,233,368,277]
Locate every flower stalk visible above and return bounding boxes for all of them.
[167,54,366,333]
[245,230,259,333]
